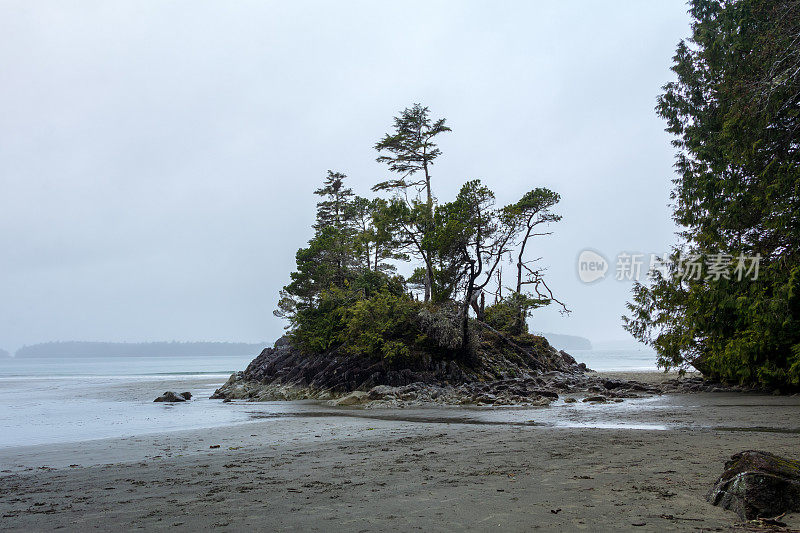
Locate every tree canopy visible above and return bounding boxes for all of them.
[624,0,800,389]
[275,104,564,362]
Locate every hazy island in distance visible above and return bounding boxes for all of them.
[13,341,269,358]
[536,333,592,351]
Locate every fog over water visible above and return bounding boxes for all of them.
[0,2,690,352]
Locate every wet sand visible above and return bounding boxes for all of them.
[1,375,799,531]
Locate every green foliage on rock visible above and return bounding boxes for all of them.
[484,301,521,335]
[624,0,800,389]
[484,293,550,336]
[275,104,565,365]
[344,290,421,365]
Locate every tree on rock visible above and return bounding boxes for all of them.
[373,104,451,302]
[503,188,568,335]
[275,104,567,364]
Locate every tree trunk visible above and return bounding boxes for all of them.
[424,263,433,302]
[514,222,533,335]
[461,263,476,358]
[423,157,433,216]
[423,159,434,302]
[470,291,485,321]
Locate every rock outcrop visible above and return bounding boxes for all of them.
[154,391,192,402]
[211,331,586,402]
[210,325,746,405]
[707,450,800,520]
[209,329,706,406]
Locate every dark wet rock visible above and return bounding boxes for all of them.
[607,390,642,399]
[659,376,750,394]
[210,332,729,406]
[559,350,577,366]
[154,391,186,403]
[582,395,608,403]
[690,353,709,374]
[179,392,192,400]
[707,450,800,520]
[602,379,625,390]
[211,331,586,403]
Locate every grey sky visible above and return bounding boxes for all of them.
[0,1,691,351]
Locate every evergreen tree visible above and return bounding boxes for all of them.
[436,180,519,353]
[503,188,568,334]
[373,104,451,302]
[275,171,356,329]
[351,197,406,274]
[274,105,567,360]
[314,171,355,283]
[624,0,800,388]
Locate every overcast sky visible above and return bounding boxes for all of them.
[0,1,692,352]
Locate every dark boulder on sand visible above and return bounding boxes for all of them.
[154,391,186,403]
[707,450,800,520]
[582,395,608,403]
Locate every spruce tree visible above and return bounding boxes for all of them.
[373,104,451,302]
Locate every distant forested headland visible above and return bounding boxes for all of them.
[13,341,268,358]
[537,333,592,351]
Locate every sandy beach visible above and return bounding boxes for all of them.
[1,373,799,532]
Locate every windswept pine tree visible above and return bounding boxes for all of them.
[624,0,800,389]
[501,188,569,335]
[373,104,451,302]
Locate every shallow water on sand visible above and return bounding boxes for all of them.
[2,351,797,449]
[239,393,800,435]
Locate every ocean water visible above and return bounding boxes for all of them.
[0,349,659,449]
[0,355,257,378]
[0,355,259,449]
[568,348,659,372]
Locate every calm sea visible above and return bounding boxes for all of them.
[0,354,255,378]
[569,348,658,372]
[0,349,658,449]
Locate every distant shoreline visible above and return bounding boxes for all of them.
[1,353,262,359]
[536,332,592,351]
[11,341,269,358]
